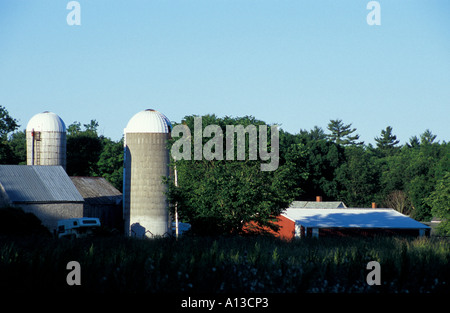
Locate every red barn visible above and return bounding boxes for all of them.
[280,208,430,239]
[245,208,431,239]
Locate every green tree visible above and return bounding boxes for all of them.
[96,137,124,191]
[167,115,307,235]
[407,136,420,149]
[375,126,400,156]
[66,120,103,176]
[0,106,19,164]
[427,172,450,235]
[7,130,26,164]
[420,129,437,145]
[335,146,380,207]
[326,119,363,146]
[296,131,344,200]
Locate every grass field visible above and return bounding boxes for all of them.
[0,234,448,293]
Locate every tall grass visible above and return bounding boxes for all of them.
[0,235,448,293]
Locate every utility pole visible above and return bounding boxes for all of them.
[174,163,179,240]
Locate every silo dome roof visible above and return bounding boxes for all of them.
[26,111,66,132]
[125,109,172,134]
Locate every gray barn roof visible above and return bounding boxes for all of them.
[289,201,347,209]
[0,165,84,203]
[70,176,122,205]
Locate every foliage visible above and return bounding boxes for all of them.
[0,235,448,293]
[0,207,50,236]
[1,107,448,226]
[96,138,124,191]
[326,119,363,146]
[335,146,380,207]
[167,115,307,235]
[66,120,103,176]
[0,106,20,164]
[375,126,400,156]
[427,172,450,235]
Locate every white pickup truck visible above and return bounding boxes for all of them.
[57,218,101,239]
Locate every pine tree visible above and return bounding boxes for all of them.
[375,126,400,155]
[326,119,363,146]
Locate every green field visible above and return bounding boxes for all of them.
[0,235,448,293]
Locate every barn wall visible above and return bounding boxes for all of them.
[83,203,123,231]
[276,215,295,240]
[242,215,295,240]
[16,202,83,232]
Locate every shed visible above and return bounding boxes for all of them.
[278,208,431,239]
[70,177,123,230]
[0,165,84,232]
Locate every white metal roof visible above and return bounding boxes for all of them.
[26,111,66,132]
[282,208,430,229]
[124,109,172,134]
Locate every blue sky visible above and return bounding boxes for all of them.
[1,0,449,144]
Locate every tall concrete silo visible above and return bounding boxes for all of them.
[123,109,172,238]
[26,111,67,169]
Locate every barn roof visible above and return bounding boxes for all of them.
[282,208,430,229]
[289,201,347,209]
[0,165,84,203]
[70,177,122,205]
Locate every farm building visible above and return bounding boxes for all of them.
[290,196,347,209]
[70,176,123,230]
[274,208,431,239]
[243,197,347,238]
[0,165,84,232]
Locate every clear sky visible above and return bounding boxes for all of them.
[1,0,449,144]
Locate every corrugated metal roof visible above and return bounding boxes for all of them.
[289,201,347,209]
[282,208,430,229]
[0,165,83,203]
[70,177,122,205]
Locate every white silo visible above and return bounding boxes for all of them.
[26,111,67,169]
[123,109,172,238]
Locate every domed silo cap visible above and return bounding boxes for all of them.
[124,109,172,134]
[26,111,66,132]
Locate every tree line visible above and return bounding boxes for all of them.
[1,106,449,235]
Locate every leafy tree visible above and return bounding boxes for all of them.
[167,115,307,235]
[427,172,450,235]
[66,120,103,176]
[335,146,380,207]
[0,106,19,164]
[0,106,19,138]
[297,133,344,200]
[7,130,26,164]
[326,119,363,146]
[96,137,124,191]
